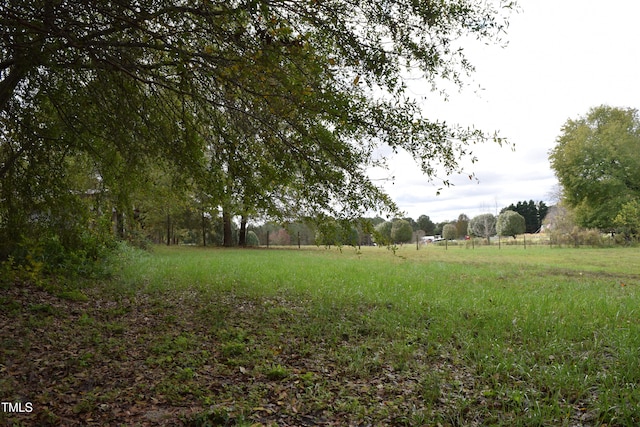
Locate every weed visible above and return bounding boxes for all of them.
[151,333,195,355]
[185,408,233,427]
[28,303,56,315]
[220,342,245,358]
[72,393,96,414]
[263,364,290,381]
[176,367,196,381]
[0,297,22,314]
[419,373,442,404]
[78,352,95,367]
[104,322,125,335]
[77,313,95,326]
[59,289,88,302]
[299,371,316,386]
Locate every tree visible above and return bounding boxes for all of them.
[417,215,435,234]
[402,217,418,232]
[271,229,289,246]
[543,202,576,240]
[391,219,413,244]
[434,221,449,236]
[549,106,640,230]
[613,200,640,240]
[315,218,358,247]
[468,213,496,244]
[502,200,548,233]
[442,224,458,240]
[1,0,516,265]
[246,231,260,247]
[284,222,316,246]
[131,161,197,246]
[374,221,393,245]
[369,217,387,227]
[496,210,525,239]
[537,202,550,233]
[455,214,470,239]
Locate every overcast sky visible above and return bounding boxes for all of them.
[370,0,640,223]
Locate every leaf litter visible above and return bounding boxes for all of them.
[0,281,611,426]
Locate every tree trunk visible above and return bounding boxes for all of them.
[238,215,247,247]
[0,63,28,114]
[112,209,125,239]
[166,214,171,246]
[202,211,207,247]
[223,208,233,247]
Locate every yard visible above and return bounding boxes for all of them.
[2,244,640,426]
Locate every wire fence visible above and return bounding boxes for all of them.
[429,233,636,249]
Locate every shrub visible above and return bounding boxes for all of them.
[551,227,607,247]
[246,231,260,247]
[0,223,117,285]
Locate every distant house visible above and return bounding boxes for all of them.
[541,204,581,235]
[420,235,442,244]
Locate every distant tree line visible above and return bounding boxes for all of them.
[186,214,439,248]
[429,200,549,243]
[115,195,632,250]
[143,213,442,248]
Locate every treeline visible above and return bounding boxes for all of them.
[414,201,547,246]
[145,211,440,248]
[140,201,552,248]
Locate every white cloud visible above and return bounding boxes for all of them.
[372,0,640,222]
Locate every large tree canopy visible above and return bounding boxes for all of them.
[1,0,516,259]
[496,210,525,239]
[468,213,496,244]
[549,105,640,230]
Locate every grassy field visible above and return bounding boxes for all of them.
[2,244,640,426]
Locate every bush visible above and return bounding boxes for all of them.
[316,220,358,247]
[126,229,153,250]
[551,227,607,247]
[246,231,260,247]
[0,223,117,285]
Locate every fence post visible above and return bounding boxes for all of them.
[298,231,301,249]
[266,231,269,249]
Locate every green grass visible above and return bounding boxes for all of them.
[3,244,640,426]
